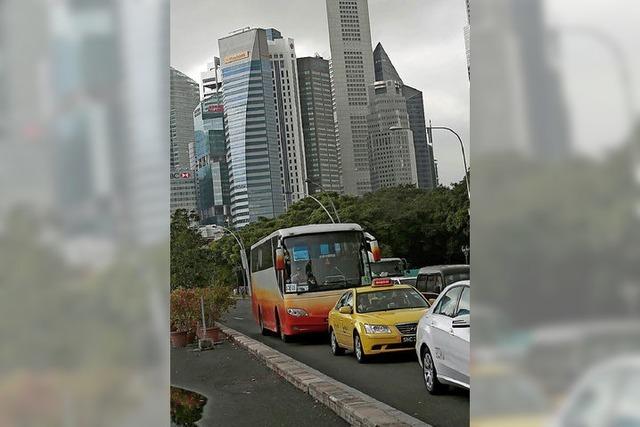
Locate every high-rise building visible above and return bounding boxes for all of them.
[170,170,198,215]
[373,43,437,189]
[474,0,570,157]
[218,28,285,227]
[326,0,376,195]
[266,29,308,208]
[297,56,342,194]
[192,92,231,225]
[170,67,200,171]
[367,80,418,190]
[201,57,222,99]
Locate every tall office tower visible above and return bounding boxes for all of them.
[192,92,231,225]
[170,67,200,171]
[367,80,418,190]
[297,56,342,194]
[201,57,222,99]
[266,29,308,208]
[373,43,437,189]
[326,0,376,195]
[218,28,285,227]
[474,0,570,157]
[170,170,198,215]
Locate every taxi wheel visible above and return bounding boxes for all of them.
[330,329,344,355]
[354,333,367,363]
[422,348,443,394]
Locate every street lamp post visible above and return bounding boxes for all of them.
[389,125,470,201]
[307,195,335,223]
[461,245,470,264]
[213,225,251,296]
[305,178,341,223]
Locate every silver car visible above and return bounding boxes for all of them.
[415,280,470,394]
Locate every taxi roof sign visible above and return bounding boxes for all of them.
[372,278,393,287]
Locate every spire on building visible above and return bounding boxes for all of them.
[373,42,403,84]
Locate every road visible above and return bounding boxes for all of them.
[221,299,469,427]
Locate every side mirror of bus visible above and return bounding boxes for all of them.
[370,240,381,262]
[275,248,285,271]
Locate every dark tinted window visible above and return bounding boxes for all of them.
[456,287,470,316]
[415,274,427,291]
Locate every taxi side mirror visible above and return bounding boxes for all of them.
[339,306,353,314]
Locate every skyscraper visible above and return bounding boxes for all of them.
[297,55,342,194]
[326,0,376,195]
[170,68,200,172]
[367,80,418,190]
[266,29,308,208]
[192,92,231,225]
[373,43,437,189]
[218,28,285,227]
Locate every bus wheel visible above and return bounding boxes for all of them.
[276,312,290,343]
[258,308,268,336]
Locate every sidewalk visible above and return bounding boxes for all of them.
[171,340,347,426]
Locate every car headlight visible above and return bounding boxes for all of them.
[364,324,392,334]
[286,308,309,317]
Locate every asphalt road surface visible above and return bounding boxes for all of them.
[221,298,469,427]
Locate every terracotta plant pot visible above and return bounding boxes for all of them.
[170,331,189,348]
[197,326,221,342]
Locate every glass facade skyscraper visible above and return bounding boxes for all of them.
[218,28,285,227]
[192,92,230,225]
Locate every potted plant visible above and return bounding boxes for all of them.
[195,285,235,342]
[170,288,199,347]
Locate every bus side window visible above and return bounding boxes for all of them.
[251,248,258,273]
[416,274,427,291]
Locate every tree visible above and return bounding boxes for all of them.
[170,209,216,289]
[205,180,470,287]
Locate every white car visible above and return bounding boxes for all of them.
[415,280,470,394]
[550,356,640,427]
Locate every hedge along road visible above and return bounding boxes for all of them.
[221,299,469,427]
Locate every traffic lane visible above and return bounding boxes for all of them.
[222,299,469,427]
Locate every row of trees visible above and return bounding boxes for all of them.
[170,180,470,290]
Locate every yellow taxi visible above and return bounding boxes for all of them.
[327,278,430,363]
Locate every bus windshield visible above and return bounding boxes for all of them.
[283,231,367,293]
[371,259,405,277]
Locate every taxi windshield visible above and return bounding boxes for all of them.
[356,288,428,313]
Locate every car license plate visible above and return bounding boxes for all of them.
[401,336,416,343]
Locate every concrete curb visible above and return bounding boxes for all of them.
[218,323,431,427]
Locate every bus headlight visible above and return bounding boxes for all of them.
[286,308,309,317]
[364,324,392,334]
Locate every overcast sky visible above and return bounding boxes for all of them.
[171,0,470,186]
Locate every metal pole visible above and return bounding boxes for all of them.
[215,225,251,296]
[428,126,471,201]
[307,195,335,223]
[305,178,341,222]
